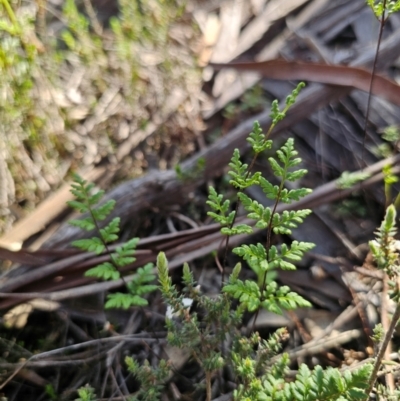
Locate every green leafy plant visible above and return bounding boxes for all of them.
[44,383,58,401]
[209,84,314,316]
[232,340,372,401]
[68,174,157,309]
[336,171,371,189]
[367,0,400,18]
[75,385,97,401]
[364,204,400,399]
[126,85,375,401]
[125,357,170,401]
[157,253,238,401]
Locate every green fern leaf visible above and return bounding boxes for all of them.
[105,293,148,309]
[286,169,308,182]
[71,237,105,254]
[258,177,280,200]
[99,217,120,243]
[224,279,261,311]
[221,224,253,236]
[87,190,104,206]
[92,200,116,221]
[268,158,284,178]
[247,121,273,153]
[85,262,120,280]
[68,217,96,231]
[67,200,89,213]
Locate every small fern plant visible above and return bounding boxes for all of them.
[126,84,373,401]
[208,83,314,315]
[67,174,157,309]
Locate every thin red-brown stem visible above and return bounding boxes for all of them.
[362,0,387,166]
[251,184,283,333]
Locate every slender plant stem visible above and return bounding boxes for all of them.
[221,152,259,288]
[251,183,283,333]
[362,0,387,166]
[365,299,400,398]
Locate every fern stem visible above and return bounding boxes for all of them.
[251,178,284,333]
[221,150,260,288]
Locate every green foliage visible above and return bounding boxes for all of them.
[206,186,237,229]
[366,204,400,399]
[58,76,383,401]
[44,383,58,401]
[148,88,373,401]
[383,164,398,188]
[68,174,156,309]
[367,0,400,18]
[224,264,311,314]
[381,164,400,207]
[371,323,384,343]
[208,84,314,316]
[156,252,372,401]
[233,349,372,401]
[336,171,371,189]
[247,121,273,153]
[282,363,372,401]
[369,204,400,305]
[0,0,41,159]
[125,357,170,401]
[106,264,157,309]
[382,125,400,143]
[62,0,100,61]
[369,204,398,276]
[156,253,242,398]
[269,82,305,125]
[229,148,262,190]
[375,383,400,400]
[75,385,97,401]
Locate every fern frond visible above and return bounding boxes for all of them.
[271,210,312,235]
[99,217,120,243]
[85,262,120,280]
[229,149,261,189]
[72,237,105,254]
[223,279,261,312]
[247,121,273,154]
[92,200,116,221]
[68,217,96,231]
[106,292,148,309]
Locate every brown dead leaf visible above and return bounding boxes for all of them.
[210,59,400,106]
